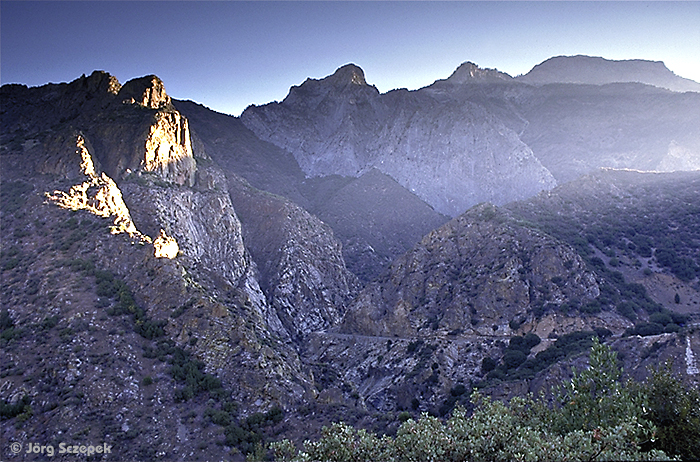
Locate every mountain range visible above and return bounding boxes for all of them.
[1,55,699,460]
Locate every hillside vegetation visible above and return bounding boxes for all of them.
[271,341,700,462]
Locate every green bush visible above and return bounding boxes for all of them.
[616,301,637,320]
[649,311,673,326]
[480,357,496,374]
[0,395,31,419]
[627,322,665,337]
[502,349,527,369]
[0,310,14,331]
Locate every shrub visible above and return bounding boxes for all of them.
[580,299,602,314]
[628,322,664,337]
[450,384,467,397]
[406,340,423,354]
[523,332,541,349]
[617,301,637,320]
[0,396,31,419]
[502,350,527,369]
[0,310,14,331]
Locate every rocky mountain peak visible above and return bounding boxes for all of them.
[118,74,171,109]
[517,55,700,92]
[446,61,513,84]
[78,70,122,95]
[326,63,368,87]
[1,71,195,186]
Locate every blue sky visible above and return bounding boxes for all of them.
[2,1,699,116]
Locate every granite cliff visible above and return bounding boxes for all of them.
[241,64,557,217]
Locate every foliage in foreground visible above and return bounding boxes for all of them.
[271,339,696,462]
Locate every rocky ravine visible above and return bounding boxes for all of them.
[176,99,449,283]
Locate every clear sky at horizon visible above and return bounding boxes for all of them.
[2,1,699,116]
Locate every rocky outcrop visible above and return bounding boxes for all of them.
[86,76,196,186]
[140,110,196,185]
[152,229,179,259]
[226,175,359,340]
[242,64,385,178]
[118,74,171,109]
[443,61,514,84]
[45,132,146,241]
[343,203,600,337]
[1,72,314,427]
[1,71,196,186]
[517,55,700,92]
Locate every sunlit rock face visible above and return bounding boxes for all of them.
[45,133,146,240]
[90,76,197,186]
[1,71,197,187]
[118,74,171,109]
[153,229,179,259]
[4,70,267,305]
[142,111,196,186]
[43,132,190,263]
[116,74,196,185]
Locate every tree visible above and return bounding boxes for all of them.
[644,361,700,461]
[551,337,646,433]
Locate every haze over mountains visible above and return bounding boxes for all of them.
[1,55,699,460]
[240,56,700,215]
[516,55,700,92]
